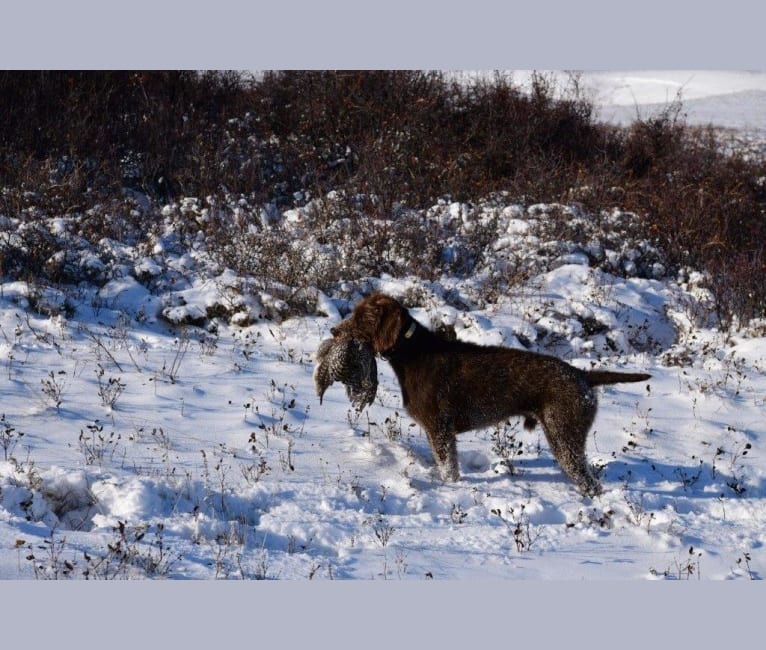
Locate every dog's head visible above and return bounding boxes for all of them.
[331,293,409,355]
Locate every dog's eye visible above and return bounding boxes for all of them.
[330,327,338,337]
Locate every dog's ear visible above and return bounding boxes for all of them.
[370,296,404,354]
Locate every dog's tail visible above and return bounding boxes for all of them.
[586,370,651,387]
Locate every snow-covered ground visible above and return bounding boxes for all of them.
[539,71,766,129]
[501,70,766,131]
[579,71,766,133]
[1,72,764,580]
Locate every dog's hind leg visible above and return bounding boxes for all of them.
[539,393,602,497]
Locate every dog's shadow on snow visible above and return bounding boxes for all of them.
[600,455,761,499]
[405,449,760,501]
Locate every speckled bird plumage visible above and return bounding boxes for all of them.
[314,335,378,411]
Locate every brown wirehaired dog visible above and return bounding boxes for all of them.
[331,292,651,496]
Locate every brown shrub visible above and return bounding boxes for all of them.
[1,70,765,324]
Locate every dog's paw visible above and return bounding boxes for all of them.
[578,480,603,498]
[437,464,461,483]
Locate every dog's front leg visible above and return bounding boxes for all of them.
[425,428,460,482]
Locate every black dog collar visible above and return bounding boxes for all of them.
[381,317,418,359]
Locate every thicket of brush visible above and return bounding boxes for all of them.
[0,70,764,325]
